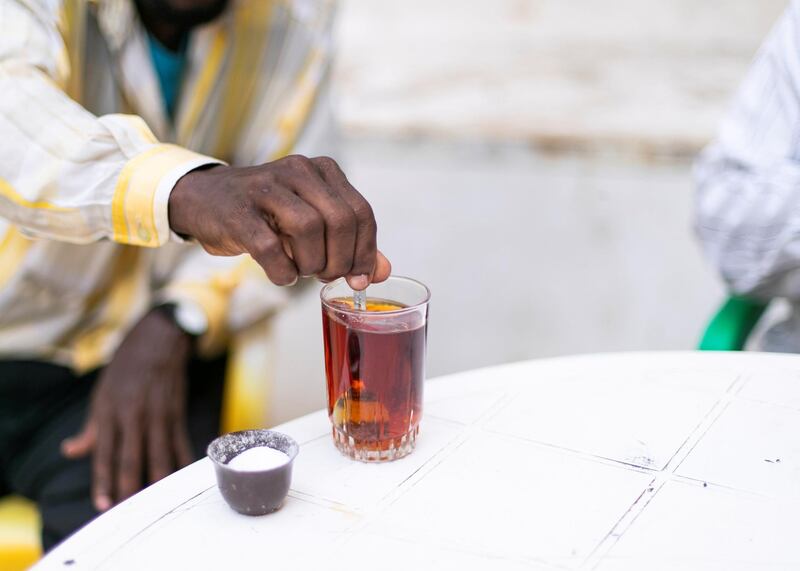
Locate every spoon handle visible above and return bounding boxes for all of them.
[353,289,367,311]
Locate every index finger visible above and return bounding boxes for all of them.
[92,416,115,511]
[116,417,143,502]
[147,416,173,484]
[311,157,378,280]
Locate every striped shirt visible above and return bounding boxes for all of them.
[695,0,800,302]
[0,0,336,371]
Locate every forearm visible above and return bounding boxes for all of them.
[0,66,220,246]
[0,0,221,246]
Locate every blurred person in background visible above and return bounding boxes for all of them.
[696,1,800,353]
[0,0,389,550]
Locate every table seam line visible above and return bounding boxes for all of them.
[581,374,743,569]
[93,484,216,570]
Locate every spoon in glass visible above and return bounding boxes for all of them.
[353,288,366,311]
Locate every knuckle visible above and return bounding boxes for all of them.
[282,154,312,172]
[256,170,277,188]
[327,208,358,234]
[305,259,326,276]
[252,235,282,260]
[246,179,272,204]
[313,155,340,172]
[292,212,324,237]
[245,186,261,208]
[353,200,375,226]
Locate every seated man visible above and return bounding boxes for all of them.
[695,1,800,352]
[0,0,390,550]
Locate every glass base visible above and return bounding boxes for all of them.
[332,424,419,462]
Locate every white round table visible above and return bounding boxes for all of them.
[34,352,800,570]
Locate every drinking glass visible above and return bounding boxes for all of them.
[320,276,430,462]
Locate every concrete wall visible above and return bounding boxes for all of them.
[335,0,787,154]
[265,0,788,425]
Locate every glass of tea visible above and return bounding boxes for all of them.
[320,276,430,462]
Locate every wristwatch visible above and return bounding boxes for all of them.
[156,301,208,337]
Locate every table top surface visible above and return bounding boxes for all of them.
[35,351,800,570]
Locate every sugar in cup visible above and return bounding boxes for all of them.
[207,429,299,516]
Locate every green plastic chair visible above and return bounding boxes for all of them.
[698,296,769,351]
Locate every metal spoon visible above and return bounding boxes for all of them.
[353,288,366,311]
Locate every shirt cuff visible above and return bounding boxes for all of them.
[111,144,224,247]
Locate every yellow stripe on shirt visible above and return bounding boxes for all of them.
[71,246,144,373]
[124,115,159,144]
[61,0,87,103]
[0,177,75,212]
[272,50,326,160]
[212,1,274,161]
[0,226,32,290]
[111,145,169,244]
[177,28,228,145]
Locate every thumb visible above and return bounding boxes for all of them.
[61,420,97,459]
[371,250,392,284]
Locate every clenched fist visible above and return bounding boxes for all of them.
[168,155,391,290]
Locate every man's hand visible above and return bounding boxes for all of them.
[61,308,193,511]
[168,155,391,290]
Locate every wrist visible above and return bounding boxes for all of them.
[148,306,194,352]
[168,171,200,238]
[154,301,208,338]
[168,164,225,237]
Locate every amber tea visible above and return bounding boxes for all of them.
[320,278,429,462]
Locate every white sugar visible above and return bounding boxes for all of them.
[228,446,289,471]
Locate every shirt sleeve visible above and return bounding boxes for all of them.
[695,1,800,299]
[0,0,222,247]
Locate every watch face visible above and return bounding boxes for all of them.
[175,303,208,336]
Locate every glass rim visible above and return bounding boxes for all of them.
[320,275,431,316]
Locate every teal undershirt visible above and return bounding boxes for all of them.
[146,34,187,121]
